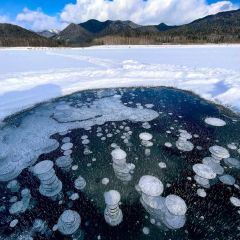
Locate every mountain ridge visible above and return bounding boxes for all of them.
[0,9,239,47]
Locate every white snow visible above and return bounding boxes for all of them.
[0,45,240,120]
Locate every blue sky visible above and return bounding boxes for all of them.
[0,0,239,31]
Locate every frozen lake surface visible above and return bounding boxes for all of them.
[0,45,240,120]
[0,87,239,240]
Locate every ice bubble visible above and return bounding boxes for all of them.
[64,150,72,156]
[202,157,224,175]
[145,104,154,109]
[219,174,235,185]
[9,196,18,203]
[179,131,192,140]
[139,132,153,141]
[194,175,210,188]
[205,117,226,127]
[111,148,127,162]
[165,195,187,216]
[197,189,207,198]
[57,210,81,236]
[81,135,88,140]
[33,160,62,199]
[74,176,86,190]
[227,143,237,150]
[102,178,109,185]
[110,143,118,148]
[32,219,50,236]
[56,156,73,171]
[176,138,194,152]
[158,162,167,169]
[69,193,79,201]
[142,227,150,235]
[164,211,186,229]
[7,180,20,193]
[61,142,73,151]
[164,142,172,148]
[72,165,78,171]
[193,164,216,179]
[10,219,19,228]
[62,137,71,143]
[142,122,151,129]
[138,175,164,196]
[230,197,240,207]
[209,145,230,159]
[104,190,121,205]
[9,201,24,215]
[104,190,123,226]
[82,139,90,145]
[224,158,240,169]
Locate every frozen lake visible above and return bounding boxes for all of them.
[0,87,239,240]
[0,45,240,121]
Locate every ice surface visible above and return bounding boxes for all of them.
[1,46,240,121]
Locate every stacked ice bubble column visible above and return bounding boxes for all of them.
[176,130,194,152]
[111,148,134,182]
[209,145,230,162]
[33,160,62,201]
[193,146,230,188]
[32,219,51,238]
[104,190,123,226]
[74,176,86,191]
[57,210,82,239]
[9,188,31,215]
[137,175,187,230]
[56,155,73,172]
[139,132,153,156]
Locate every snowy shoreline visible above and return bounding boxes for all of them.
[0,45,240,120]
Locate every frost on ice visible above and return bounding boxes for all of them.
[0,95,159,182]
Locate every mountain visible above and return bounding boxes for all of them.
[54,23,92,45]
[91,9,240,45]
[0,23,62,47]
[37,29,60,38]
[156,23,177,31]
[156,9,240,43]
[1,9,239,47]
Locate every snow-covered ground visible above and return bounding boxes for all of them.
[0,45,240,120]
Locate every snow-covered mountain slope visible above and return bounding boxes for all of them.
[0,45,240,120]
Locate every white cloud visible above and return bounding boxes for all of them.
[16,8,66,31]
[60,0,239,25]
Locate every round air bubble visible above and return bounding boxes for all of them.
[219,174,235,185]
[205,117,226,127]
[138,175,164,196]
[165,194,187,216]
[193,164,216,179]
